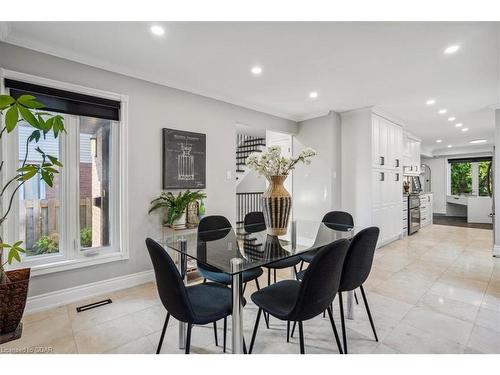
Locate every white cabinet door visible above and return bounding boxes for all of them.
[372,170,383,207]
[379,120,388,169]
[372,117,380,168]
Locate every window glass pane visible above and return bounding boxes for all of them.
[478,161,492,197]
[18,123,60,257]
[79,117,111,249]
[450,162,472,195]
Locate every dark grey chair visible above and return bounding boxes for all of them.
[146,238,240,354]
[336,226,380,353]
[248,239,350,354]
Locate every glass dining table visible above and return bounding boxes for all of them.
[158,219,362,354]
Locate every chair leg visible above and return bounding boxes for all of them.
[223,317,227,353]
[156,313,170,354]
[354,289,359,305]
[287,321,290,342]
[298,321,305,354]
[274,269,277,283]
[185,323,192,354]
[338,292,347,354]
[249,308,262,354]
[323,310,326,318]
[267,269,271,286]
[255,277,260,290]
[291,321,297,338]
[327,306,343,354]
[299,260,304,272]
[213,321,218,347]
[360,285,378,342]
[293,265,298,280]
[203,278,207,284]
[243,338,247,354]
[264,311,270,329]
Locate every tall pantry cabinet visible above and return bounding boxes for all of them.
[341,108,404,246]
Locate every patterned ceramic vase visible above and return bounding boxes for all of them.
[262,175,291,236]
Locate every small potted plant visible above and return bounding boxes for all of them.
[149,190,206,229]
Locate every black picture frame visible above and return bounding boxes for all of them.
[162,128,206,189]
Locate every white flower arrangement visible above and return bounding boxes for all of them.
[245,146,318,179]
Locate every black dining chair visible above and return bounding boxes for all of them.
[299,211,354,269]
[336,226,380,354]
[146,238,240,354]
[197,215,263,290]
[248,239,350,354]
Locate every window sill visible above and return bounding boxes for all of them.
[8,250,129,277]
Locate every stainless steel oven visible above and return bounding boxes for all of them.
[408,194,421,235]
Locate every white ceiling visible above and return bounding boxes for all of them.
[1,21,498,152]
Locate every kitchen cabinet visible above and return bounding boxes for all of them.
[341,108,403,247]
[420,193,433,227]
[403,133,421,175]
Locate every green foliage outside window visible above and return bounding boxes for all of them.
[478,161,492,197]
[450,162,472,195]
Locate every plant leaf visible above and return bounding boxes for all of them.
[5,105,19,132]
[18,105,40,128]
[0,95,15,110]
[47,155,63,167]
[18,95,45,109]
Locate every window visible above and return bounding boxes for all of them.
[448,157,492,197]
[3,72,128,275]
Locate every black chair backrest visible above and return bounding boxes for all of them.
[289,239,350,321]
[339,227,380,292]
[322,211,354,231]
[145,238,194,323]
[244,211,266,233]
[197,215,233,272]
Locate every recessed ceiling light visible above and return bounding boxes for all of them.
[426,99,436,105]
[448,117,456,122]
[461,128,469,132]
[438,109,447,115]
[469,139,487,144]
[251,66,262,75]
[150,25,165,36]
[309,91,318,99]
[444,45,460,54]
[455,123,463,128]
[436,139,443,143]
[447,144,453,148]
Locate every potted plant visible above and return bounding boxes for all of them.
[0,93,65,343]
[149,190,206,229]
[246,146,317,235]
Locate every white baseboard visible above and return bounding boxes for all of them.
[25,270,154,314]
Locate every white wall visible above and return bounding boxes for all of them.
[293,111,341,221]
[0,42,298,296]
[422,156,447,214]
[495,109,500,256]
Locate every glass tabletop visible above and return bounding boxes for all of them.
[158,220,363,275]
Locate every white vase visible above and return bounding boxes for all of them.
[172,211,187,229]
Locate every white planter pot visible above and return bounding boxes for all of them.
[171,211,187,229]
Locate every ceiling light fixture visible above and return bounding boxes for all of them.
[444,45,460,54]
[251,66,262,75]
[426,99,436,105]
[447,145,453,148]
[448,117,456,122]
[455,123,463,128]
[438,109,447,115]
[469,139,487,144]
[436,139,442,143]
[461,128,469,132]
[150,25,165,36]
[309,91,318,99]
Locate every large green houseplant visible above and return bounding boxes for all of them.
[149,190,206,227]
[0,93,65,341]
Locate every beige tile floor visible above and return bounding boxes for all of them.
[1,224,499,354]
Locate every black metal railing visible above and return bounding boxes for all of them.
[236,192,263,226]
[235,134,265,172]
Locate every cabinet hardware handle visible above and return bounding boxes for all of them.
[380,172,385,181]
[380,156,385,166]
[395,159,400,167]
[395,173,400,181]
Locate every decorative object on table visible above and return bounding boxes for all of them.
[0,93,65,343]
[149,190,206,229]
[186,201,200,227]
[162,128,206,189]
[403,181,410,193]
[246,146,317,235]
